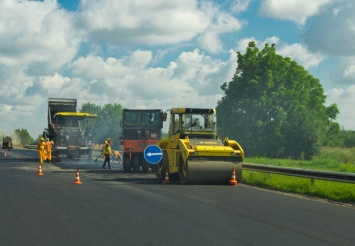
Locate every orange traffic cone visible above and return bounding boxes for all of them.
[73,169,82,184]
[37,165,43,176]
[164,170,170,184]
[228,168,238,186]
[4,152,6,157]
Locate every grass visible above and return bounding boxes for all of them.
[242,147,355,204]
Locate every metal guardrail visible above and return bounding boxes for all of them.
[242,163,355,184]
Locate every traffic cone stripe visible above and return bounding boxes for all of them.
[228,168,238,186]
[37,165,43,176]
[74,169,82,184]
[164,170,170,184]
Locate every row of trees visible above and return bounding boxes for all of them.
[80,103,123,150]
[0,129,35,147]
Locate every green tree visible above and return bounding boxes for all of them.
[342,130,355,147]
[80,102,123,150]
[14,128,34,146]
[217,41,338,159]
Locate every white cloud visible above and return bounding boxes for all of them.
[344,65,355,78]
[198,2,245,53]
[0,0,80,74]
[230,0,251,13]
[77,0,209,45]
[69,49,237,108]
[259,0,330,25]
[277,43,325,69]
[328,57,355,85]
[302,1,355,56]
[40,73,71,90]
[236,37,325,68]
[77,0,245,53]
[326,85,355,130]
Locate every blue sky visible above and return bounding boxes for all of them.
[0,0,354,140]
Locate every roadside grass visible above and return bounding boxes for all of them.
[243,147,355,203]
[242,171,355,203]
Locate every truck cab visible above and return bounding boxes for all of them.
[120,109,163,172]
[43,98,97,161]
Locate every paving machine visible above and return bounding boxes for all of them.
[2,136,13,150]
[120,109,163,172]
[43,98,97,161]
[158,108,244,184]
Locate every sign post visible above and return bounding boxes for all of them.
[144,145,163,184]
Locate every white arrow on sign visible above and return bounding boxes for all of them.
[147,152,162,157]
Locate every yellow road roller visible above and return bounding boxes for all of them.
[157,108,244,184]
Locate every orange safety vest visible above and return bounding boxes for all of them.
[38,141,46,151]
[46,141,53,150]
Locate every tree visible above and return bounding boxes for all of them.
[217,41,339,159]
[80,103,123,150]
[14,128,34,146]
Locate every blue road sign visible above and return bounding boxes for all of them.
[144,145,163,164]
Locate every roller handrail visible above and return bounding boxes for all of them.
[242,163,355,184]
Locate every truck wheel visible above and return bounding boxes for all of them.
[132,155,140,172]
[123,159,131,173]
[151,164,162,179]
[142,159,149,172]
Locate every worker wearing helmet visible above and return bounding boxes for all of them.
[45,138,54,163]
[37,138,46,165]
[113,150,122,164]
[102,138,112,169]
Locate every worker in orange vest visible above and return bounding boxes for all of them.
[113,150,122,164]
[45,138,54,163]
[37,138,46,165]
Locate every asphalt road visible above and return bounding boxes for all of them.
[1,148,355,246]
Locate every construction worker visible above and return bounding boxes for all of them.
[87,141,93,148]
[102,138,112,169]
[113,150,122,164]
[37,138,46,165]
[45,138,54,163]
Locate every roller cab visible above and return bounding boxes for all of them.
[158,108,244,184]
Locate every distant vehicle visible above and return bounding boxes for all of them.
[119,109,164,173]
[43,98,97,161]
[2,136,13,150]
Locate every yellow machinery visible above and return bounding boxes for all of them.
[43,98,97,161]
[158,108,244,184]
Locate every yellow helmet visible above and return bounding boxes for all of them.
[40,138,44,141]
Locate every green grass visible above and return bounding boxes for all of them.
[243,147,355,204]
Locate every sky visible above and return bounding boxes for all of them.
[0,0,355,139]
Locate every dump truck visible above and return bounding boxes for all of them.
[2,136,13,150]
[157,108,244,184]
[43,98,97,161]
[120,109,164,172]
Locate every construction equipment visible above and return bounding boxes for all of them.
[43,98,97,161]
[2,136,13,150]
[157,108,244,184]
[119,109,164,172]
